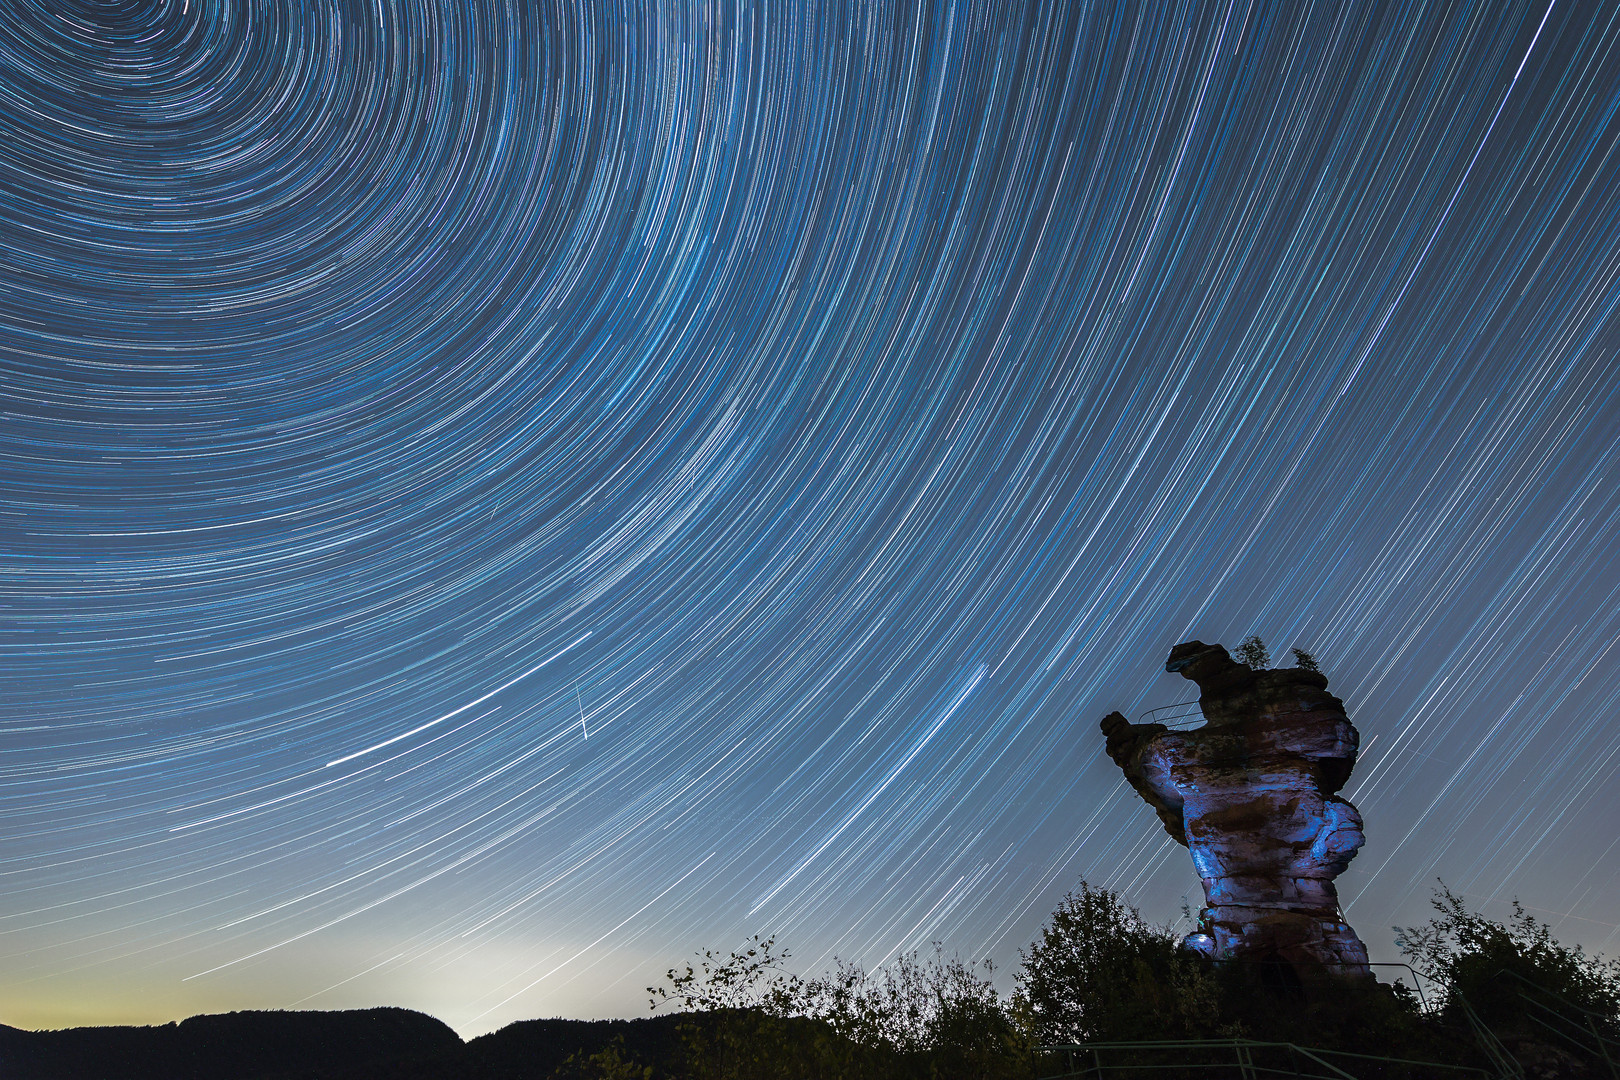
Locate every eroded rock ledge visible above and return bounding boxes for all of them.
[1101,641,1371,984]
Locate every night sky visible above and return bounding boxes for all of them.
[4,0,1619,1039]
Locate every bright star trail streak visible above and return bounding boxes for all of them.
[3,0,1619,1038]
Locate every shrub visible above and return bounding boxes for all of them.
[650,935,812,1080]
[1395,883,1620,1040]
[652,936,1023,1079]
[1012,882,1218,1044]
[552,1039,653,1080]
[804,947,1021,1079]
[1234,636,1270,669]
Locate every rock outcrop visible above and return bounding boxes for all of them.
[1101,641,1371,985]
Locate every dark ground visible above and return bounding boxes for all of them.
[0,1008,690,1080]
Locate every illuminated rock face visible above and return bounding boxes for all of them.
[1101,641,1371,983]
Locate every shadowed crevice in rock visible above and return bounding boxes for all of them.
[1101,641,1371,987]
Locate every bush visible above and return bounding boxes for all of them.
[1396,883,1620,1038]
[804,947,1022,1079]
[649,935,814,1080]
[652,936,1024,1080]
[552,1039,654,1080]
[1012,882,1219,1044]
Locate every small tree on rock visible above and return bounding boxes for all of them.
[1234,636,1270,669]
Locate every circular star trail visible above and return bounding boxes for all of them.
[3,0,1619,1036]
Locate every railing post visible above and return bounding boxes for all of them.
[1590,1015,1618,1080]
[1236,1038,1257,1080]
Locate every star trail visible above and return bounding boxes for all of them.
[4,0,1620,1038]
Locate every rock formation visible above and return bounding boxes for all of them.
[1100,641,1371,985]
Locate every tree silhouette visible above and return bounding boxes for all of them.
[1234,635,1270,669]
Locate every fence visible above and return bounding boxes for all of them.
[1486,968,1618,1079]
[1036,1038,1492,1080]
[1136,699,1205,729]
[1036,962,1620,1080]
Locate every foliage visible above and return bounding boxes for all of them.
[803,947,1023,1078]
[1289,647,1320,672]
[647,881,1620,1079]
[649,936,813,1080]
[1011,881,1220,1044]
[1233,635,1270,669]
[651,934,805,1016]
[552,1038,654,1080]
[652,936,1025,1080]
[1395,883,1620,1037]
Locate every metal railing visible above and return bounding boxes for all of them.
[1030,963,1546,1080]
[1036,1038,1494,1080]
[1491,968,1617,1079]
[1137,699,1206,730]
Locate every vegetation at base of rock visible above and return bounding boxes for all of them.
[1396,882,1620,1039]
[8,884,1617,1079]
[647,881,1620,1080]
[1012,882,1219,1044]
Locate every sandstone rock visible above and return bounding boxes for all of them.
[1101,641,1371,985]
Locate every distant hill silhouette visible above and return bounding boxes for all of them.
[0,1007,462,1080]
[0,1007,713,1080]
[332,1014,691,1079]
